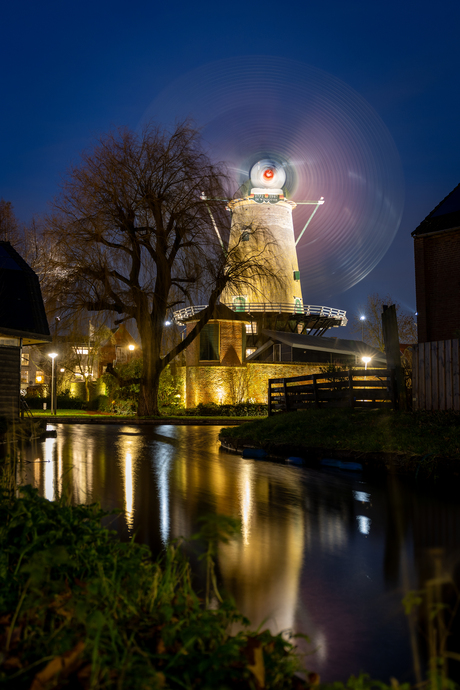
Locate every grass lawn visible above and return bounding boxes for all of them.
[220,408,460,458]
[30,410,262,422]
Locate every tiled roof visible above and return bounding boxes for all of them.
[412,183,460,236]
[0,241,51,343]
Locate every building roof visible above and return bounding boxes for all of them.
[0,241,51,344]
[247,329,386,364]
[412,183,460,236]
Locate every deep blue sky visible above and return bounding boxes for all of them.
[2,0,459,334]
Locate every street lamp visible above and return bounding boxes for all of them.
[48,353,58,416]
[128,344,135,351]
[362,356,371,371]
[360,315,366,341]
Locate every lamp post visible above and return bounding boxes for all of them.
[48,353,58,416]
[362,356,371,371]
[360,315,366,341]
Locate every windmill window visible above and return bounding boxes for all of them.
[242,231,250,241]
[200,324,219,361]
[233,296,247,312]
[293,270,300,281]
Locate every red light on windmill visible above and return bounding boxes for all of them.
[263,168,274,181]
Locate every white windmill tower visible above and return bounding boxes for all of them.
[220,158,323,317]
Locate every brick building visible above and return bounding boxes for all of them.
[412,183,460,343]
[182,305,384,407]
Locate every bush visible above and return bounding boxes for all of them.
[25,395,84,410]
[186,402,268,417]
[86,394,111,412]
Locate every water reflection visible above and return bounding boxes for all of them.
[17,424,460,683]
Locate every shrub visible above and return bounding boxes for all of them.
[86,394,111,412]
[25,394,84,410]
[186,402,268,417]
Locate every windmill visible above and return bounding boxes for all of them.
[217,158,344,344]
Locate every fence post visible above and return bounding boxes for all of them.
[348,370,354,407]
[283,378,289,412]
[313,374,319,408]
[389,369,396,409]
[268,379,273,416]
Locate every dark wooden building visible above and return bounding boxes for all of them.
[412,183,460,343]
[0,241,51,419]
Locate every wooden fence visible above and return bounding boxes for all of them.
[412,339,460,411]
[268,369,395,415]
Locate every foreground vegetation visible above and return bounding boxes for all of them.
[0,482,309,689]
[219,409,460,459]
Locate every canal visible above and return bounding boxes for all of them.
[17,423,460,683]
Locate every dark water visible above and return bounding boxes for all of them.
[17,423,460,683]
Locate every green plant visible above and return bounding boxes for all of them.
[186,402,268,417]
[403,576,460,690]
[0,486,309,688]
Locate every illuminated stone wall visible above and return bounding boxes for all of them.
[184,361,323,407]
[246,362,322,403]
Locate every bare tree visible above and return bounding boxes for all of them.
[46,122,278,416]
[352,292,417,351]
[0,199,23,248]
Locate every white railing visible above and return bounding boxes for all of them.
[173,302,347,324]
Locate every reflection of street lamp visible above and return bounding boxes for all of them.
[48,353,58,415]
[362,356,371,371]
[360,315,366,341]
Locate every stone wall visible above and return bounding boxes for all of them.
[185,361,323,407]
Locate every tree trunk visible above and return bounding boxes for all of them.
[137,321,164,416]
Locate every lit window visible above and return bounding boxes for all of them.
[21,371,29,383]
[21,353,30,366]
[245,322,257,334]
[246,348,256,358]
[74,347,89,355]
[35,371,44,383]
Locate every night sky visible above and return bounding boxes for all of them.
[2,0,459,336]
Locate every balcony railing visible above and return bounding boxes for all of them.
[173,302,347,324]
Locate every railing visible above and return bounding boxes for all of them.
[267,369,395,414]
[173,302,347,323]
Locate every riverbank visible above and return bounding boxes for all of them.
[30,412,253,425]
[219,409,460,481]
